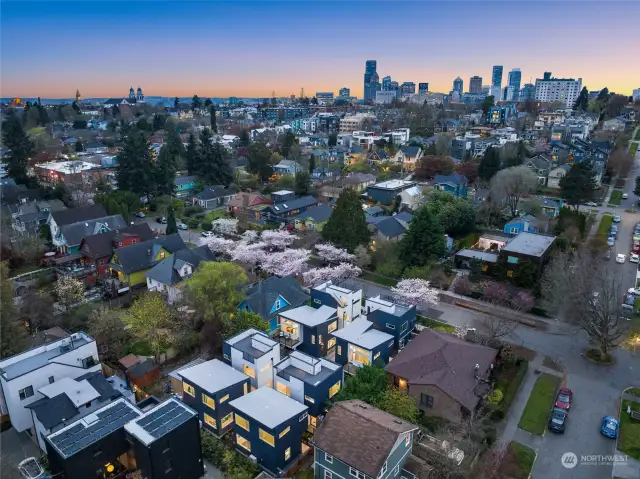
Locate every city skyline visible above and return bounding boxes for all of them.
[1,1,639,99]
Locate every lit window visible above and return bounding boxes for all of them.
[183,383,195,397]
[243,364,256,378]
[279,426,290,438]
[221,413,233,429]
[299,412,308,422]
[243,382,248,395]
[160,251,165,259]
[235,415,250,431]
[311,335,315,344]
[337,346,342,355]
[202,394,215,409]
[285,447,291,461]
[373,352,381,360]
[304,395,315,404]
[276,382,291,396]
[260,361,272,372]
[204,413,217,429]
[259,428,275,446]
[236,434,251,452]
[328,381,341,398]
[219,394,229,404]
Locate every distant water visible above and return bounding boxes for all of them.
[1,96,260,106]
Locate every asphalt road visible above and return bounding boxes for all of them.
[134,216,202,245]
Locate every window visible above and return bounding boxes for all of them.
[318,334,323,345]
[393,464,400,476]
[223,353,230,360]
[380,461,387,475]
[235,415,249,431]
[159,251,165,259]
[259,428,275,446]
[279,426,290,438]
[219,394,229,404]
[82,356,96,368]
[275,299,281,310]
[204,413,217,429]
[132,239,136,244]
[311,335,315,344]
[118,241,123,247]
[373,352,381,360]
[304,395,315,404]
[420,393,434,408]
[337,346,342,355]
[314,298,322,304]
[48,376,55,384]
[221,412,233,429]
[243,364,256,378]
[203,394,215,409]
[183,383,195,397]
[164,459,172,473]
[18,386,34,401]
[236,434,251,452]
[401,322,408,333]
[299,412,308,422]
[260,361,272,372]
[325,453,334,464]
[276,382,291,396]
[349,467,367,479]
[404,433,411,446]
[85,401,92,408]
[285,447,291,461]
[243,382,248,395]
[386,323,395,330]
[329,381,341,398]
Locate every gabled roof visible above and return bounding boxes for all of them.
[51,204,107,227]
[196,185,235,200]
[365,205,384,216]
[81,223,154,259]
[268,195,317,215]
[243,275,309,319]
[385,329,497,410]
[60,214,127,247]
[434,173,468,187]
[289,203,333,223]
[526,155,551,170]
[110,234,187,274]
[175,175,197,186]
[376,216,409,239]
[506,214,536,226]
[313,400,417,478]
[146,245,215,286]
[400,146,421,158]
[274,160,301,171]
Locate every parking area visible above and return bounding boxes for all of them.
[0,428,42,479]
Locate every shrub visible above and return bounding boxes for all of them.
[375,259,404,278]
[403,265,431,280]
[500,344,516,365]
[500,359,528,414]
[482,281,510,305]
[188,219,200,229]
[512,291,535,312]
[200,432,226,468]
[488,388,504,405]
[201,222,213,231]
[454,275,472,296]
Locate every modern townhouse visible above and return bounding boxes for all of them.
[273,351,343,433]
[229,387,309,476]
[178,359,250,437]
[331,318,395,371]
[365,296,416,350]
[277,305,338,357]
[222,329,280,390]
[310,281,363,329]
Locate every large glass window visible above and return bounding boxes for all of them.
[259,429,275,446]
[235,415,250,431]
[236,434,251,452]
[183,383,195,397]
[202,394,215,409]
[221,413,233,429]
[329,381,341,398]
[276,382,291,396]
[243,364,256,378]
[204,413,217,429]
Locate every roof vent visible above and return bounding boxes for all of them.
[147,249,151,255]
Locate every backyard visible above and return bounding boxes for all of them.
[618,400,640,460]
[517,373,561,435]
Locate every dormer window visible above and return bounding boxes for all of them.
[160,251,165,259]
[275,299,281,310]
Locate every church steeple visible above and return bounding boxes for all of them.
[75,89,82,102]
[129,87,135,100]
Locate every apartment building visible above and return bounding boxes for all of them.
[222,329,280,390]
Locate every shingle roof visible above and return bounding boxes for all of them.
[385,329,497,410]
[268,195,317,215]
[401,146,421,158]
[60,215,127,247]
[146,245,215,286]
[196,186,235,200]
[111,234,187,274]
[376,217,408,239]
[243,275,309,319]
[527,155,551,170]
[313,400,417,478]
[289,204,332,223]
[434,173,468,187]
[51,204,107,227]
[81,223,154,259]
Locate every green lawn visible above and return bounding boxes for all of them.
[597,214,614,238]
[203,209,226,223]
[609,190,623,206]
[619,400,640,460]
[635,130,640,141]
[502,441,536,479]
[417,316,456,333]
[517,373,561,435]
[631,142,638,156]
[361,272,398,287]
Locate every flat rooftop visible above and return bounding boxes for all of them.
[276,352,340,386]
[0,333,93,381]
[232,334,276,359]
[502,232,556,257]
[125,398,196,446]
[279,305,337,327]
[178,359,248,393]
[331,318,394,350]
[370,179,415,190]
[229,387,308,430]
[36,161,96,174]
[456,249,499,263]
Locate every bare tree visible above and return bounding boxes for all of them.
[607,149,634,180]
[490,166,538,218]
[435,133,453,156]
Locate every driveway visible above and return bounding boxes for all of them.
[0,428,41,479]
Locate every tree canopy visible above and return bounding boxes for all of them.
[123,292,174,361]
[116,132,156,199]
[399,206,445,267]
[478,147,501,182]
[490,165,538,218]
[2,111,34,184]
[222,310,268,341]
[247,142,274,182]
[559,163,597,209]
[322,188,370,252]
[0,262,27,358]
[422,191,476,236]
[195,129,232,186]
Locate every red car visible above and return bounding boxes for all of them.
[555,388,573,410]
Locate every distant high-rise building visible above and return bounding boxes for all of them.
[339,87,351,98]
[482,85,491,95]
[508,69,522,101]
[364,60,378,101]
[418,83,429,95]
[492,66,503,89]
[453,77,464,95]
[382,76,392,91]
[534,72,583,107]
[388,81,400,99]
[400,82,416,98]
[520,83,535,101]
[503,86,516,101]
[633,88,640,102]
[469,76,483,94]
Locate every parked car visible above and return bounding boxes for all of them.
[622,193,629,199]
[609,227,617,238]
[548,408,567,433]
[607,237,615,247]
[616,254,626,264]
[584,201,598,207]
[201,231,214,238]
[134,211,146,218]
[613,215,621,223]
[600,416,619,438]
[603,249,612,260]
[156,217,167,224]
[555,388,573,410]
[628,287,640,296]
[631,253,639,263]
[177,222,188,230]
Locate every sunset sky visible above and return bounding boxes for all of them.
[2,1,639,99]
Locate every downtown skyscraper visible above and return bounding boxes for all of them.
[452,77,463,95]
[364,60,380,102]
[469,76,483,94]
[492,65,503,88]
[508,68,522,100]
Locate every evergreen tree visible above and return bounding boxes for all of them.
[239,129,250,147]
[37,104,50,126]
[116,132,156,199]
[174,97,180,109]
[294,172,310,196]
[559,162,597,209]
[165,206,178,235]
[481,95,495,115]
[155,146,177,196]
[185,133,198,175]
[197,129,232,186]
[321,188,370,252]
[328,133,337,147]
[204,98,213,109]
[71,101,81,114]
[247,142,274,182]
[399,206,445,267]
[209,105,217,133]
[574,87,589,111]
[1,112,34,184]
[191,95,202,112]
[75,140,84,153]
[281,131,296,158]
[478,147,501,181]
[309,153,316,174]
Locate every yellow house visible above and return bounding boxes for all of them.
[106,234,187,288]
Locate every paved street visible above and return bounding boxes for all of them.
[134,216,203,245]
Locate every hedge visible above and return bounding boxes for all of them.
[491,358,528,420]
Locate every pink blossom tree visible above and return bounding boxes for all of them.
[199,235,236,255]
[482,281,511,305]
[261,230,297,250]
[211,218,238,235]
[453,276,472,296]
[512,291,535,312]
[303,263,362,288]
[261,249,310,277]
[239,230,260,244]
[315,243,355,264]
[391,278,439,308]
[231,242,268,268]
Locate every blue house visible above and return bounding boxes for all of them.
[223,329,281,390]
[274,160,303,176]
[273,351,343,432]
[238,275,310,332]
[540,197,563,217]
[366,180,417,205]
[277,305,338,357]
[433,173,468,197]
[313,400,419,479]
[365,296,417,350]
[504,214,539,235]
[331,318,395,370]
[229,387,309,476]
[311,168,338,180]
[175,175,197,197]
[178,359,250,437]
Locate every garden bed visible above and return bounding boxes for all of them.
[584,347,615,365]
[491,359,528,420]
[498,441,536,479]
[517,373,560,435]
[416,316,456,334]
[619,400,640,460]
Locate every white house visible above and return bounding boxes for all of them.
[223,329,280,390]
[312,281,363,329]
[0,332,101,433]
[399,185,424,211]
[547,164,571,189]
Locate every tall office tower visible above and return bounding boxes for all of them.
[452,77,464,95]
[339,87,351,98]
[382,76,391,91]
[520,83,535,101]
[364,60,378,101]
[469,76,483,94]
[388,81,399,98]
[492,65,503,88]
[400,82,416,97]
[418,83,429,95]
[508,68,522,101]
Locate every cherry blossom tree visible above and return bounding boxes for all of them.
[239,230,260,244]
[391,278,439,308]
[211,218,238,235]
[231,242,268,268]
[199,235,236,255]
[315,243,355,264]
[261,249,310,277]
[261,229,297,250]
[512,290,535,312]
[482,281,510,306]
[303,263,362,288]
[55,276,85,311]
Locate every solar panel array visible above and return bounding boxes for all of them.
[135,401,192,441]
[49,401,140,458]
